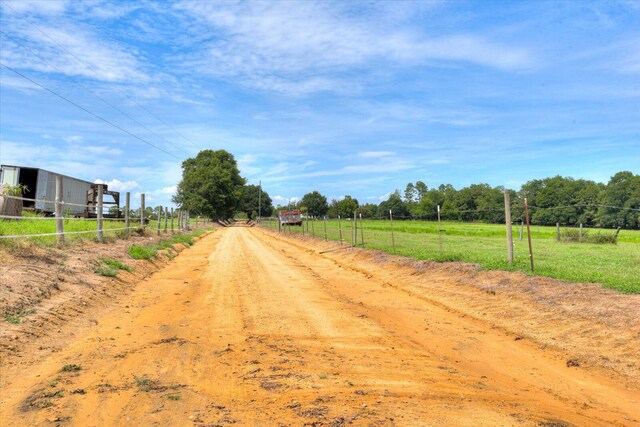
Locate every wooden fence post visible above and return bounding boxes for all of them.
[359,212,365,247]
[525,198,534,272]
[338,215,342,246]
[504,189,514,264]
[437,204,443,257]
[164,206,168,233]
[157,206,161,236]
[389,209,396,254]
[124,192,130,238]
[55,175,64,246]
[171,207,174,233]
[97,184,104,243]
[140,194,145,229]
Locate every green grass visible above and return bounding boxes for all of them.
[0,215,136,246]
[127,228,212,261]
[261,219,640,294]
[94,258,134,276]
[128,245,157,260]
[3,307,35,324]
[61,364,81,372]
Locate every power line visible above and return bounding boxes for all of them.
[1,62,180,159]
[0,0,203,150]
[0,30,191,156]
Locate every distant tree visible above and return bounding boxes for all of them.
[359,203,378,218]
[335,195,359,218]
[300,191,329,217]
[240,184,273,220]
[378,191,410,219]
[597,171,640,228]
[440,199,459,220]
[404,183,416,203]
[173,150,245,220]
[414,181,428,203]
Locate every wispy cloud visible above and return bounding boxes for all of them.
[174,1,534,94]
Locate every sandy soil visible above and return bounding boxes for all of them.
[1,226,639,426]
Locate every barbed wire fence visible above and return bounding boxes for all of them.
[0,176,204,245]
[257,190,638,284]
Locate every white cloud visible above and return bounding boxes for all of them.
[174,1,534,94]
[2,0,69,15]
[93,178,140,192]
[63,135,83,143]
[360,151,395,158]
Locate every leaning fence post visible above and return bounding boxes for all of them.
[525,198,534,272]
[55,175,64,246]
[125,192,130,238]
[437,204,443,257]
[97,184,104,243]
[157,206,162,236]
[504,189,514,264]
[140,193,145,229]
[389,209,396,254]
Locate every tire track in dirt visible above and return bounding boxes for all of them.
[0,227,638,426]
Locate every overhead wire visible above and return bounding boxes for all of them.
[0,0,203,150]
[0,30,191,156]
[0,62,181,159]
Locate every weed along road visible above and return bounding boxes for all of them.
[1,227,638,426]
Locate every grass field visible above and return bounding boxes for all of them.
[0,217,164,246]
[260,219,640,294]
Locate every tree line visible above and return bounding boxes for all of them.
[280,172,640,229]
[172,150,638,229]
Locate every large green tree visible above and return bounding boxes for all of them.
[300,191,329,217]
[240,184,273,220]
[173,150,245,220]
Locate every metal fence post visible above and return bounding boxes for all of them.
[164,206,168,233]
[157,206,162,236]
[97,184,104,243]
[171,207,174,233]
[140,193,145,228]
[55,175,64,246]
[437,205,442,256]
[504,189,514,264]
[525,198,534,272]
[389,209,396,254]
[125,192,130,238]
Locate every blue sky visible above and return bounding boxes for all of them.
[1,0,638,208]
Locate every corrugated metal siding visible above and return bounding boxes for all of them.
[36,171,91,214]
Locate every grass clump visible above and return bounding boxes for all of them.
[162,392,182,401]
[128,245,157,260]
[3,307,35,324]
[100,258,133,272]
[61,364,81,372]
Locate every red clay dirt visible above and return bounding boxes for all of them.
[1,226,639,426]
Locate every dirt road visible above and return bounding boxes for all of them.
[1,227,638,426]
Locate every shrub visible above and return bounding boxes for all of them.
[100,258,133,272]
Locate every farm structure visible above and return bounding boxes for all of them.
[279,209,303,226]
[0,164,120,217]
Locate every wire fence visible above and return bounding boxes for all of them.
[258,200,640,293]
[0,181,204,245]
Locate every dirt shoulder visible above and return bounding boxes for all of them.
[0,228,212,370]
